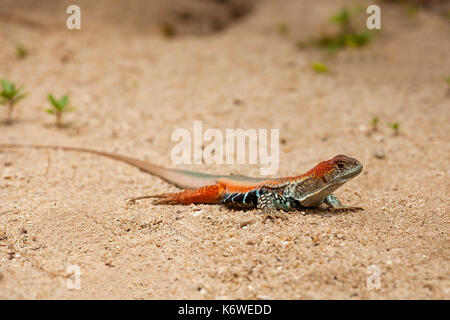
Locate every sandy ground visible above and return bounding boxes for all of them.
[0,0,449,299]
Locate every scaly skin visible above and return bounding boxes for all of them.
[0,144,363,218]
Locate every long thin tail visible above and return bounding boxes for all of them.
[0,143,217,189]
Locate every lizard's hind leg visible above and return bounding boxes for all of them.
[128,184,226,205]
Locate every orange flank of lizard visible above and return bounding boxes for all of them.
[149,184,227,205]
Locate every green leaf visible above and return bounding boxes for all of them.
[389,122,399,130]
[0,79,13,94]
[45,108,55,114]
[48,94,60,109]
[314,33,347,52]
[0,91,10,99]
[371,116,379,126]
[311,62,328,73]
[346,31,371,48]
[59,95,69,108]
[331,8,350,24]
[0,81,27,105]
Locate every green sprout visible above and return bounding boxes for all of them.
[331,7,350,23]
[445,76,450,85]
[45,94,75,127]
[311,62,329,73]
[313,5,374,52]
[314,34,346,52]
[331,7,352,33]
[370,116,379,131]
[345,31,371,47]
[15,44,28,59]
[388,122,400,136]
[0,79,27,123]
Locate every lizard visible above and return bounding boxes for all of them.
[0,143,363,219]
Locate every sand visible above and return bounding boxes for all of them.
[0,0,449,299]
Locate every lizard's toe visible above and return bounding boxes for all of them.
[329,206,364,212]
[261,212,289,222]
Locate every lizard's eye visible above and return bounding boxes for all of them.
[337,162,345,169]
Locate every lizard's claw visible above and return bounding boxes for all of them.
[126,195,159,205]
[329,206,363,213]
[126,193,179,205]
[257,209,289,222]
[263,213,289,222]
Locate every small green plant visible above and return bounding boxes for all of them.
[313,6,374,52]
[15,44,28,59]
[388,122,400,136]
[370,116,379,131]
[445,76,450,85]
[311,62,329,73]
[345,31,371,47]
[0,79,27,123]
[45,94,75,127]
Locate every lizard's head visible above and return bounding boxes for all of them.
[312,154,363,185]
[292,155,363,207]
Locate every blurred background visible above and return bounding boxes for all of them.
[1,0,448,171]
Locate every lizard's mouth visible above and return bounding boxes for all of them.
[335,163,363,183]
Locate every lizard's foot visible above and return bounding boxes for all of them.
[324,194,363,212]
[256,193,292,222]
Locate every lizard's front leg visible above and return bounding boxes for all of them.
[257,192,294,220]
[324,193,343,208]
[324,193,362,211]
